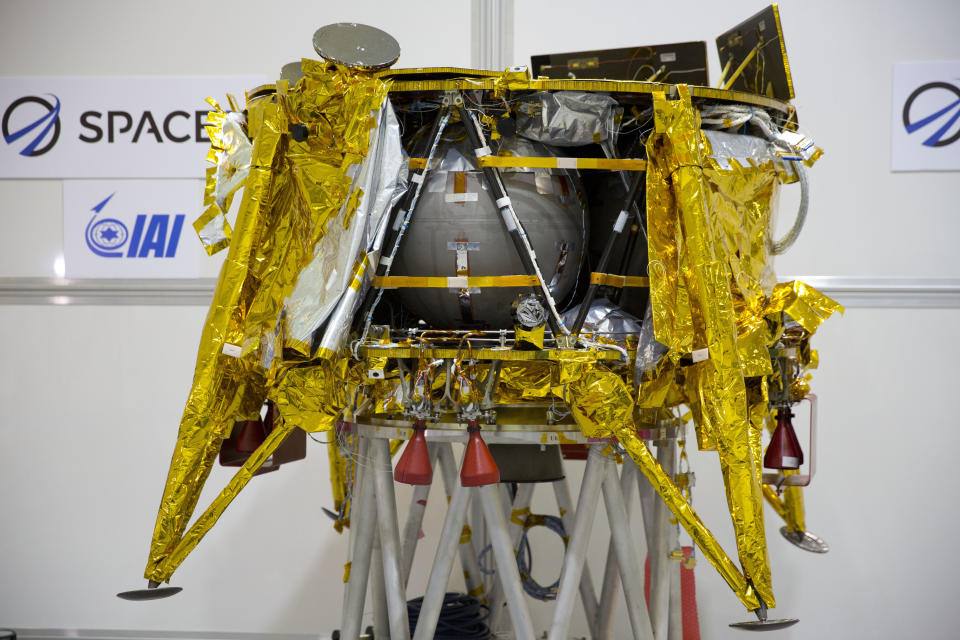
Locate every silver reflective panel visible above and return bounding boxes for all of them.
[562,298,641,335]
[516,91,618,146]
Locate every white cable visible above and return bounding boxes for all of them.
[359,111,451,348]
[499,197,570,334]
[579,337,628,360]
[698,104,808,255]
[465,108,571,335]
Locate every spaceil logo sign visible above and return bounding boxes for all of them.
[902,82,960,148]
[892,61,960,171]
[0,75,266,178]
[2,94,61,157]
[64,180,206,278]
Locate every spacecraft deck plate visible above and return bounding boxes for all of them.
[380,68,792,114]
[357,345,624,362]
[339,413,682,443]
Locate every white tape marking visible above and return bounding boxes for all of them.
[445,192,479,203]
[222,343,243,358]
[613,210,629,233]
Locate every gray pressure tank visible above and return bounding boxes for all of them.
[392,127,587,329]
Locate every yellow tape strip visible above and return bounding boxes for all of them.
[373,275,539,289]
[408,158,428,169]
[343,561,352,583]
[589,272,650,288]
[524,514,548,528]
[510,506,531,526]
[478,156,646,171]
[459,524,473,544]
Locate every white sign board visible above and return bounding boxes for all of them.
[892,61,960,171]
[63,180,209,278]
[0,76,266,178]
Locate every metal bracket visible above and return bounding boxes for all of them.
[555,334,577,349]
[442,90,464,106]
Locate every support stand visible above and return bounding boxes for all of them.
[338,424,699,640]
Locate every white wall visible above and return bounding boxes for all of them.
[1,1,958,639]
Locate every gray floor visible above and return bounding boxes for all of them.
[10,631,330,640]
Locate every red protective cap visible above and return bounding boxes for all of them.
[763,408,804,470]
[560,443,589,460]
[460,421,500,487]
[395,420,433,485]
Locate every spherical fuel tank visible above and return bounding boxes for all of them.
[392,127,586,328]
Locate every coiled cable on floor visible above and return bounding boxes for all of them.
[407,592,490,639]
[516,513,567,601]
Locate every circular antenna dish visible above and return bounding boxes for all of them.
[312,23,400,70]
[280,62,305,83]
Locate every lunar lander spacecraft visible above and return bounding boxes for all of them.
[120,5,842,639]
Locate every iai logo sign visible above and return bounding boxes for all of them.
[892,61,960,171]
[64,180,205,278]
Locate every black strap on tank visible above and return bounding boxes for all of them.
[571,170,644,335]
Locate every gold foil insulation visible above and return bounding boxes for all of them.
[762,477,806,533]
[146,61,393,583]
[636,87,841,608]
[643,86,773,605]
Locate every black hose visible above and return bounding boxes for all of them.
[407,592,490,639]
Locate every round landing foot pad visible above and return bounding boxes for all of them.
[117,586,183,601]
[780,526,830,553]
[730,618,799,631]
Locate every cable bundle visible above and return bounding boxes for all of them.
[516,513,567,601]
[407,592,490,640]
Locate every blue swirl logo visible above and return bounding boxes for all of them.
[84,193,127,258]
[2,94,61,157]
[902,81,960,148]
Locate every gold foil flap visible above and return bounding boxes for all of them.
[145,64,390,582]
